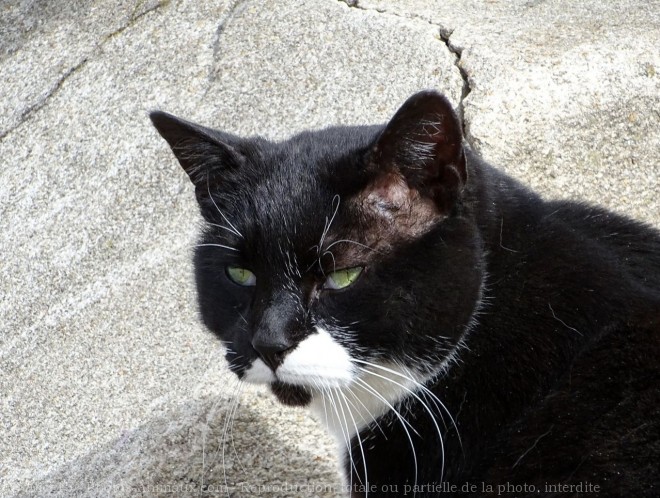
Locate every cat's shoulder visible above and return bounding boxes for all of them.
[542,199,660,240]
[485,322,660,496]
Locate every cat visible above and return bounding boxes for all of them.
[150,90,660,497]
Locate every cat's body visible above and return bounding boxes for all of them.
[151,91,659,497]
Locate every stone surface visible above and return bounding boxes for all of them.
[0,0,461,496]
[351,0,660,223]
[1,0,658,496]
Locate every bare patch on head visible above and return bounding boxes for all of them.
[361,171,444,237]
[319,171,444,268]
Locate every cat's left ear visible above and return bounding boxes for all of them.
[368,90,467,214]
[150,111,244,203]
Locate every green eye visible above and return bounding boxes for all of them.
[324,267,363,290]
[226,266,257,286]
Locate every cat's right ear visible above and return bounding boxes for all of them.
[149,111,244,202]
[366,90,467,215]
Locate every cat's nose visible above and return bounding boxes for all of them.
[252,338,292,370]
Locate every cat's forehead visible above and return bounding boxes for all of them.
[223,126,382,270]
[277,124,382,160]
[217,122,443,274]
[235,177,357,269]
[238,127,374,215]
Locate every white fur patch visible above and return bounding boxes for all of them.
[309,361,424,441]
[276,327,354,388]
[242,358,276,384]
[243,327,461,447]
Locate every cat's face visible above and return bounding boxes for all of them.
[152,91,484,411]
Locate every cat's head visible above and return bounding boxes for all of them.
[151,91,484,407]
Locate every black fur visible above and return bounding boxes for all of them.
[151,90,660,497]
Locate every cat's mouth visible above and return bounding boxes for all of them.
[270,381,313,406]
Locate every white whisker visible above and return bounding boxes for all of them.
[548,303,583,336]
[324,238,378,253]
[323,250,337,273]
[357,365,447,482]
[326,387,356,492]
[353,377,419,493]
[338,389,370,495]
[343,383,386,439]
[206,173,244,238]
[207,221,242,238]
[314,195,341,272]
[319,195,341,253]
[195,243,239,252]
[222,382,243,496]
[354,358,463,454]
[199,393,223,498]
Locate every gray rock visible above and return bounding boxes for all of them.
[1,0,658,496]
[0,0,460,496]
[353,0,660,223]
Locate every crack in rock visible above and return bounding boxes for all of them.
[438,30,472,142]
[206,0,250,92]
[0,1,167,142]
[0,57,89,141]
[336,0,473,144]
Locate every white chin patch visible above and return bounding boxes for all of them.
[242,358,276,384]
[309,361,431,442]
[276,327,354,388]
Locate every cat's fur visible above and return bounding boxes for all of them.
[151,91,660,497]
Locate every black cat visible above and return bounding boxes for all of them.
[151,90,660,497]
